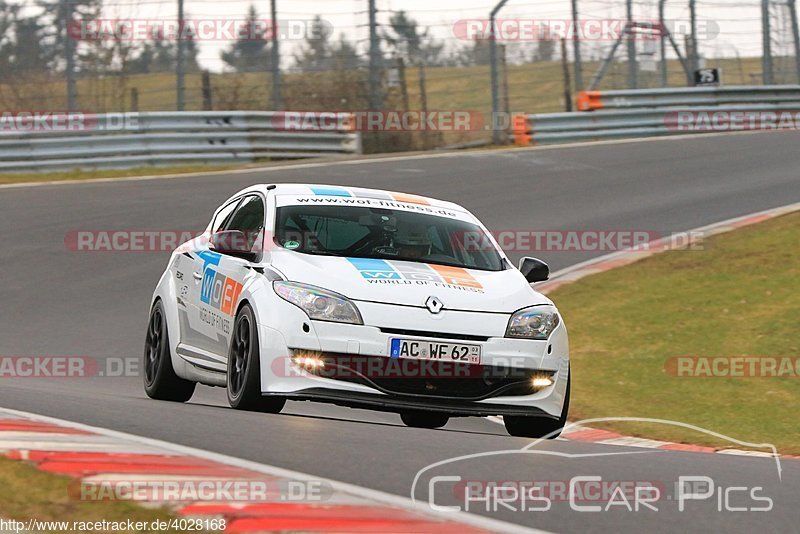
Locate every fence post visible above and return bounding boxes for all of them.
[571,0,583,91]
[490,0,510,145]
[130,88,139,113]
[561,38,573,112]
[176,0,186,111]
[762,0,774,85]
[202,71,213,111]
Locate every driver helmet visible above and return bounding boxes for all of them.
[394,223,432,258]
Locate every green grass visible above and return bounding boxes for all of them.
[549,212,800,454]
[0,164,254,184]
[0,457,197,533]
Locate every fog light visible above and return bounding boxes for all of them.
[531,375,554,391]
[292,352,325,371]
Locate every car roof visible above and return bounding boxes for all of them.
[230,183,468,213]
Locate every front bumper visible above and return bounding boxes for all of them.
[258,298,569,418]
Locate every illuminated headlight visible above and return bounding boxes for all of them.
[273,281,363,324]
[506,305,560,340]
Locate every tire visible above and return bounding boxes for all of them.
[504,370,570,439]
[143,300,196,402]
[227,303,285,413]
[400,411,450,429]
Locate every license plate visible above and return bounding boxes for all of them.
[389,338,481,364]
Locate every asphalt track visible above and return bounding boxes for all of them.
[1,131,799,532]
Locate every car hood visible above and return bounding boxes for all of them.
[268,251,550,313]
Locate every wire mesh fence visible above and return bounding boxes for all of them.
[0,0,797,152]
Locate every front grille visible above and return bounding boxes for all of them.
[308,353,549,400]
[379,328,490,342]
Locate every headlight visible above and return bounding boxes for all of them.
[506,305,560,340]
[273,281,363,325]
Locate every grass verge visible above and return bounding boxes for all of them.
[550,211,800,454]
[0,456,194,533]
[0,164,249,185]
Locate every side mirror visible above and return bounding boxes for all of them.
[210,230,258,262]
[518,257,549,283]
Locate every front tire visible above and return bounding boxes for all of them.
[227,304,285,413]
[143,300,196,402]
[400,411,449,429]
[504,371,570,439]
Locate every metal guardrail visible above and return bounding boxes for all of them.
[0,111,362,172]
[576,85,800,111]
[512,103,800,146]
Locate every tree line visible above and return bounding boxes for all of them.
[0,1,558,81]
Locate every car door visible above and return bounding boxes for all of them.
[176,197,241,371]
[192,194,266,361]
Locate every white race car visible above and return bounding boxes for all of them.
[144,184,569,437]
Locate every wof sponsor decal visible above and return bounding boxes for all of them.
[666,356,799,378]
[199,251,244,316]
[666,110,800,132]
[69,19,331,41]
[347,258,484,292]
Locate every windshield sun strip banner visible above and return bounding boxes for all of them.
[275,194,470,221]
[305,186,432,206]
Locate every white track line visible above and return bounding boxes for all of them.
[0,406,549,534]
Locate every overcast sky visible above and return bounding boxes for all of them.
[12,0,787,71]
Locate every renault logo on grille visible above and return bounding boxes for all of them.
[425,296,444,314]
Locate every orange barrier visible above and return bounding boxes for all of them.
[512,114,532,146]
[576,90,604,111]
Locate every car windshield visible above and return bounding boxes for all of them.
[275,205,505,271]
